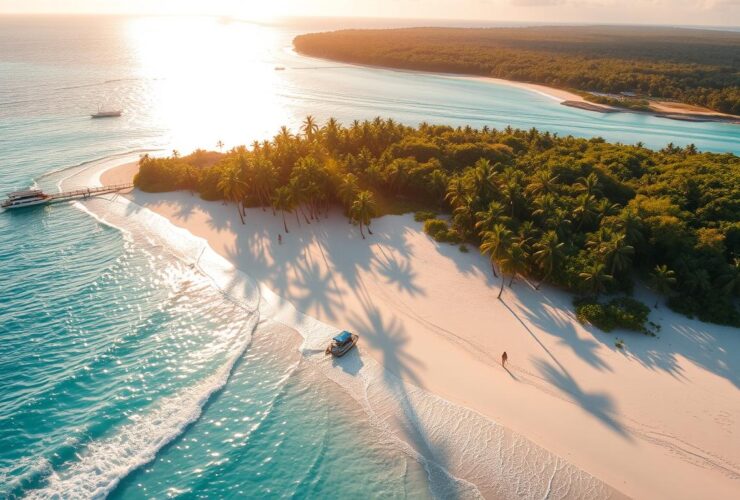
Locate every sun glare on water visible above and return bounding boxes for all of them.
[126,16,289,151]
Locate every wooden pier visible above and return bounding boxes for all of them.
[48,183,134,203]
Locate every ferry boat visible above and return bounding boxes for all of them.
[91,108,122,119]
[325,331,359,357]
[1,189,51,209]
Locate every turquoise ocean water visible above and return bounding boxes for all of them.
[1,15,738,499]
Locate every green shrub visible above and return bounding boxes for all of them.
[574,296,652,334]
[443,229,462,244]
[414,210,436,222]
[423,218,447,239]
[459,244,469,253]
[575,300,617,331]
[423,218,463,244]
[606,297,650,332]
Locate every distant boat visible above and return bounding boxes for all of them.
[1,189,50,209]
[325,331,358,357]
[91,107,122,119]
[274,66,286,71]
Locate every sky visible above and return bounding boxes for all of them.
[0,0,738,26]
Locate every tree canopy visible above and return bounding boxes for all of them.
[294,26,740,114]
[134,117,740,327]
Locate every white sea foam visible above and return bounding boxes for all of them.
[24,164,261,498]
[34,158,619,499]
[27,319,253,499]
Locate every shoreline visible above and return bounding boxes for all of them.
[294,51,740,124]
[101,161,740,499]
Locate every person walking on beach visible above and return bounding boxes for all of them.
[501,351,508,368]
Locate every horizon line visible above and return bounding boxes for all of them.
[0,12,738,30]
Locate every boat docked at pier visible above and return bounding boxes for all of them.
[1,189,51,209]
[2,183,134,210]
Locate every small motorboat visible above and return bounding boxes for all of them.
[91,107,122,119]
[325,331,358,357]
[274,66,286,71]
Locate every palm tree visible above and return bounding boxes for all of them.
[499,177,522,218]
[279,126,293,141]
[301,115,319,142]
[323,117,341,151]
[480,223,512,285]
[427,169,448,207]
[445,177,466,208]
[532,193,556,220]
[716,258,740,296]
[251,157,277,211]
[504,241,529,287]
[337,173,359,215]
[647,263,677,308]
[452,197,476,236]
[576,172,600,197]
[650,264,677,295]
[574,193,598,231]
[475,201,506,233]
[387,160,410,194]
[472,158,496,200]
[616,208,644,247]
[350,191,376,239]
[288,179,308,225]
[596,199,621,220]
[218,165,247,224]
[685,269,711,295]
[579,262,613,298]
[533,230,564,289]
[604,234,634,275]
[526,170,559,196]
[272,187,293,233]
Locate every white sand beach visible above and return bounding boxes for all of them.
[102,163,740,499]
[457,75,738,120]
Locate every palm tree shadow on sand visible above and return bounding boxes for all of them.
[534,358,631,439]
[347,305,470,498]
[373,248,425,296]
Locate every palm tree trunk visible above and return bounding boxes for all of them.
[490,262,498,278]
[497,274,505,299]
[367,222,373,235]
[509,272,516,286]
[236,199,245,225]
[282,210,288,233]
[299,204,310,224]
[294,210,301,227]
[536,266,552,290]
[359,221,365,239]
[268,191,276,216]
[535,273,548,290]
